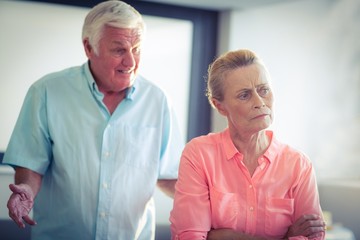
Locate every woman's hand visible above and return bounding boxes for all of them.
[286,214,326,239]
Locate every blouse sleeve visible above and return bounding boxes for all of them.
[292,154,325,240]
[170,141,212,240]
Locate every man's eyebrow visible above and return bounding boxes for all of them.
[111,40,125,45]
[111,40,142,47]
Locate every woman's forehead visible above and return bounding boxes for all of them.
[225,64,270,85]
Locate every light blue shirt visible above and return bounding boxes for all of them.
[3,63,184,240]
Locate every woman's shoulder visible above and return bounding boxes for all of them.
[187,130,224,146]
[272,136,312,168]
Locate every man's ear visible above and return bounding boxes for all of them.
[212,98,227,117]
[83,39,93,58]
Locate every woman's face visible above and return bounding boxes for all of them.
[84,26,142,94]
[213,64,274,136]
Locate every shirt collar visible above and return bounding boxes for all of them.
[221,128,239,161]
[263,130,278,162]
[84,62,137,101]
[221,128,278,163]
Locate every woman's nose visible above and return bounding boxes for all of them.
[253,93,265,108]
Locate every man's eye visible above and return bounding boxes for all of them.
[112,48,125,55]
[133,47,141,54]
[258,87,270,97]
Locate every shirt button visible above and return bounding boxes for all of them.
[260,163,266,170]
[103,183,108,189]
[249,206,254,211]
[249,185,253,189]
[104,152,110,157]
[100,212,106,218]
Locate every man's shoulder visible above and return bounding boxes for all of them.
[136,75,162,90]
[133,75,168,98]
[32,65,85,89]
[40,65,83,81]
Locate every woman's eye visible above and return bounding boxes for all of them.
[238,92,250,100]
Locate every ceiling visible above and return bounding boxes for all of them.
[139,0,300,11]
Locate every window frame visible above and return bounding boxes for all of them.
[27,0,218,141]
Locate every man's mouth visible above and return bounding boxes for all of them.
[118,69,132,74]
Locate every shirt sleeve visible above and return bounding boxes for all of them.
[291,154,325,240]
[170,141,211,239]
[158,101,184,180]
[3,82,52,174]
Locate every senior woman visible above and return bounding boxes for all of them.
[170,49,326,240]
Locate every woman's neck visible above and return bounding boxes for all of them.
[230,130,270,175]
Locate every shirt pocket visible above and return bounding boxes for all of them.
[122,125,159,169]
[209,187,241,229]
[265,198,294,237]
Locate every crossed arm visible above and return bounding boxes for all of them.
[207,214,326,240]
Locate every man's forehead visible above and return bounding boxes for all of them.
[104,25,143,35]
[103,27,143,44]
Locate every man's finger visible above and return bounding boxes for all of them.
[9,184,21,194]
[23,215,37,226]
[9,211,25,228]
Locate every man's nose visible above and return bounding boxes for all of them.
[122,52,136,68]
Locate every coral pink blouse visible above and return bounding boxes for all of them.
[170,129,324,240]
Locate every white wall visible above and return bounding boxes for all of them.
[0,1,191,151]
[0,0,193,225]
[215,0,360,180]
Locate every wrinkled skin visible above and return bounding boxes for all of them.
[7,183,37,228]
[207,214,326,240]
[286,214,326,239]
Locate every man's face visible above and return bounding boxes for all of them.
[84,26,143,94]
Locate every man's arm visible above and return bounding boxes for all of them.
[157,179,177,198]
[7,167,42,228]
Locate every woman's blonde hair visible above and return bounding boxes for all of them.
[206,49,267,108]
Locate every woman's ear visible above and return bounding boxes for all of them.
[212,98,227,117]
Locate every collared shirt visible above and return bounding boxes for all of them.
[3,62,184,240]
[170,129,324,240]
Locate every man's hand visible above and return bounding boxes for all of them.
[286,214,326,239]
[7,183,37,228]
[157,179,177,198]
